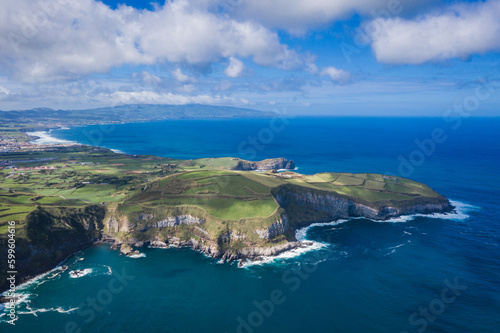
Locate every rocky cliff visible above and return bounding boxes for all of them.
[0,205,105,292]
[109,184,452,265]
[232,158,295,171]
[255,215,290,240]
[272,184,452,228]
[0,180,454,292]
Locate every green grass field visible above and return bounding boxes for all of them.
[1,146,442,238]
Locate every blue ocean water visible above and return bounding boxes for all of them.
[2,117,499,333]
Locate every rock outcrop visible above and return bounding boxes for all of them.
[0,178,454,293]
[104,183,453,265]
[232,158,295,171]
[0,205,105,292]
[255,215,290,239]
[155,215,204,227]
[272,185,452,228]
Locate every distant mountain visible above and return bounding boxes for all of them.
[0,104,276,130]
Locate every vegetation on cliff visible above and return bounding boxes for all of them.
[0,146,451,291]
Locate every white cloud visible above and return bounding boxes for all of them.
[228,0,420,35]
[305,62,318,74]
[320,67,351,83]
[0,0,299,82]
[171,68,195,83]
[224,57,245,77]
[0,85,10,96]
[366,0,500,64]
[180,84,196,93]
[141,71,162,86]
[102,90,235,106]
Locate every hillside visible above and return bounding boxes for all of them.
[0,104,276,133]
[0,146,452,291]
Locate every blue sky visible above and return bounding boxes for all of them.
[0,0,498,115]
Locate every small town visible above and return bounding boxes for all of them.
[0,132,80,153]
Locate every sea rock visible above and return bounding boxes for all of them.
[239,241,305,259]
[119,243,133,255]
[149,240,168,248]
[285,160,295,170]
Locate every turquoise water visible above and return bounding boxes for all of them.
[2,117,499,332]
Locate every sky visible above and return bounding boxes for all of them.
[0,0,499,115]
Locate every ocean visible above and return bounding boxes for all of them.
[2,117,499,333]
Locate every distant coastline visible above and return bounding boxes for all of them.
[27,130,77,145]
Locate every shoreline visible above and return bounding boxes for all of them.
[0,198,474,294]
[107,198,472,267]
[1,125,469,293]
[27,128,129,155]
[26,130,77,146]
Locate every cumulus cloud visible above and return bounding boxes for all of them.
[141,71,162,86]
[171,68,195,83]
[228,0,426,34]
[320,67,351,83]
[0,85,10,97]
[0,0,299,82]
[366,0,500,64]
[224,57,245,77]
[102,90,239,106]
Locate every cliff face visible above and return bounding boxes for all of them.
[104,183,452,264]
[255,215,290,240]
[155,215,204,228]
[232,158,295,171]
[0,180,454,293]
[0,205,105,292]
[272,185,452,228]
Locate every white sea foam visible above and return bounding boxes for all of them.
[367,200,478,224]
[0,293,32,323]
[277,167,299,172]
[240,200,476,268]
[3,265,65,296]
[27,131,77,145]
[19,306,78,317]
[98,265,113,275]
[0,292,32,322]
[1,292,31,307]
[110,149,126,154]
[384,242,408,256]
[69,268,93,278]
[295,219,349,242]
[128,252,146,258]
[240,241,327,268]
[241,220,343,267]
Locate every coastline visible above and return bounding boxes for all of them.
[1,115,497,332]
[27,128,128,155]
[1,197,472,295]
[26,130,77,145]
[1,124,466,292]
[108,198,469,269]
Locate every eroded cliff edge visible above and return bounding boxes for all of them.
[104,182,452,265]
[0,173,453,293]
[0,205,104,292]
[272,184,452,228]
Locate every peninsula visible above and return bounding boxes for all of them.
[0,107,453,292]
[0,143,452,292]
